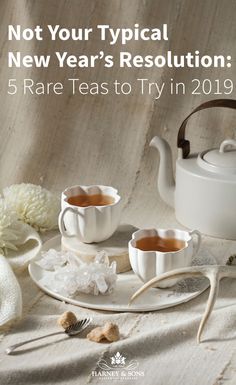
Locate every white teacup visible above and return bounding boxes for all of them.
[129,228,201,288]
[58,185,122,243]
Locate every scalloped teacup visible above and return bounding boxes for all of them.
[59,185,121,243]
[129,228,201,288]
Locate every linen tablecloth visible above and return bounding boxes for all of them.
[0,202,236,385]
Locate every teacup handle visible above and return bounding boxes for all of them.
[58,207,78,238]
[189,230,201,256]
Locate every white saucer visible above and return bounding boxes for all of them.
[61,224,137,273]
[28,235,216,312]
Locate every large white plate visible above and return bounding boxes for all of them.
[28,235,216,312]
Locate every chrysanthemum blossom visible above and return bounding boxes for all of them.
[3,184,60,232]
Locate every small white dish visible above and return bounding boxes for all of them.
[28,235,215,312]
[61,224,135,273]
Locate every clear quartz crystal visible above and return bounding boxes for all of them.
[37,249,69,270]
[38,249,117,297]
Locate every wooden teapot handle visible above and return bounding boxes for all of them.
[177,99,236,158]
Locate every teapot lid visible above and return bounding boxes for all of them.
[199,139,236,174]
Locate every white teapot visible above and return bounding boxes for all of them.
[150,99,236,239]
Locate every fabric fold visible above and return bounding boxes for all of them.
[0,255,22,327]
[0,222,42,327]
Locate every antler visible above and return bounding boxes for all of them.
[129,265,236,343]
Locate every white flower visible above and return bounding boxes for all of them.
[0,198,20,254]
[3,184,60,232]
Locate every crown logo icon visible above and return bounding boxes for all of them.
[110,352,126,366]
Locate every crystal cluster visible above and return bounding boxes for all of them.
[38,250,117,297]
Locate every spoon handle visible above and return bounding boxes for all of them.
[5,331,64,355]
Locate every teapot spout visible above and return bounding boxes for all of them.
[150,136,175,208]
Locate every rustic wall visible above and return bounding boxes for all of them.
[0,0,236,228]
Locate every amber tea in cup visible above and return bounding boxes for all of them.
[129,228,201,287]
[67,194,115,207]
[135,236,186,253]
[59,185,121,243]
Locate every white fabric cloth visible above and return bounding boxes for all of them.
[0,223,41,326]
[0,255,22,326]
[6,222,42,271]
[0,227,236,385]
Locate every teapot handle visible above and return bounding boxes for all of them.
[177,99,236,158]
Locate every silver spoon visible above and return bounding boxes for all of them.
[5,317,92,355]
